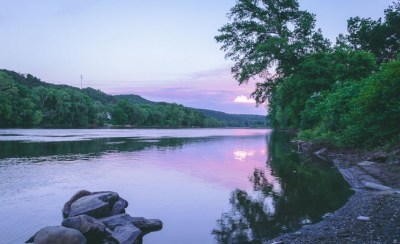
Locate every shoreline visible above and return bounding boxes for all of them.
[265,143,400,243]
[0,126,271,130]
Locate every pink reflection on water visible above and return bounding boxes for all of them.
[233,150,256,161]
[102,136,281,192]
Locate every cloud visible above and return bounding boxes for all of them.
[91,67,266,115]
[234,95,256,104]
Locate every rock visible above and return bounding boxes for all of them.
[298,142,315,154]
[357,216,370,221]
[100,214,163,234]
[300,218,312,225]
[69,192,119,218]
[110,198,128,216]
[33,226,87,244]
[358,161,376,166]
[62,215,106,242]
[131,217,163,233]
[63,190,92,218]
[364,182,392,191]
[314,148,327,155]
[34,190,161,244]
[100,214,133,230]
[322,213,333,219]
[110,224,141,244]
[367,151,388,162]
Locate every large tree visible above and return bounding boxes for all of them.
[215,0,330,104]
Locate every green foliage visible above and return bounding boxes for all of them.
[218,0,400,148]
[268,50,376,128]
[111,101,212,127]
[0,72,43,126]
[215,0,330,104]
[299,59,400,147]
[346,1,400,64]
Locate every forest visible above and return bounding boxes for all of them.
[216,0,400,148]
[0,70,267,128]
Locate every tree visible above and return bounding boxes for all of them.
[0,72,18,125]
[215,0,330,104]
[346,1,400,64]
[268,49,376,128]
[111,100,130,125]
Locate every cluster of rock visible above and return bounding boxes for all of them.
[296,140,400,164]
[26,190,162,244]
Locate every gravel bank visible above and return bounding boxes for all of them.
[266,190,400,243]
[265,143,400,243]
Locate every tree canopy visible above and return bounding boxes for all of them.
[215,0,330,103]
[217,0,400,148]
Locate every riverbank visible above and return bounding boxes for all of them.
[266,143,400,243]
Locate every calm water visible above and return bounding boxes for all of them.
[0,129,352,243]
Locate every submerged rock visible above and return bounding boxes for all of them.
[32,226,87,244]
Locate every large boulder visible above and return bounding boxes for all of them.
[62,215,107,242]
[63,190,92,218]
[32,226,86,244]
[68,192,119,218]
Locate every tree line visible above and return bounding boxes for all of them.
[0,70,266,128]
[216,0,400,148]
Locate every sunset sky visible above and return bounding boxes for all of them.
[0,0,393,115]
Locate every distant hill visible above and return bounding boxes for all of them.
[113,95,267,127]
[195,108,267,127]
[81,87,117,105]
[114,94,155,105]
[0,69,268,128]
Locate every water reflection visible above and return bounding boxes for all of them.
[212,132,353,243]
[233,150,256,161]
[0,129,352,244]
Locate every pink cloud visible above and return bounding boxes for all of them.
[233,95,256,104]
[92,66,267,115]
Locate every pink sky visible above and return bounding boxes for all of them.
[0,0,391,115]
[83,66,267,115]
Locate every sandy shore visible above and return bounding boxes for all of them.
[265,144,400,243]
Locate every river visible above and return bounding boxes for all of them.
[0,128,352,243]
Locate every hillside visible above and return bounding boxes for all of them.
[114,94,155,105]
[195,108,267,127]
[0,69,268,128]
